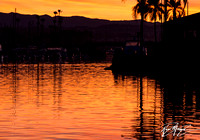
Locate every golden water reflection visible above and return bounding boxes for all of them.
[0,63,199,139]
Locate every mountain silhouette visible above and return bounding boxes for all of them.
[0,12,161,42]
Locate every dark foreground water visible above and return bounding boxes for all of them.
[0,63,200,140]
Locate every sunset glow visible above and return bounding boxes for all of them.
[1,0,200,20]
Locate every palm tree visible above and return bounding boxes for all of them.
[133,0,149,50]
[182,0,188,16]
[53,11,58,29]
[57,9,63,30]
[167,0,184,20]
[164,0,168,22]
[54,11,58,17]
[147,0,163,42]
[58,9,62,16]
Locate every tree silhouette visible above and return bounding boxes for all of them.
[132,0,149,49]
[53,11,58,30]
[54,11,58,17]
[167,0,184,20]
[164,0,168,22]
[58,9,62,16]
[182,0,188,16]
[57,9,63,31]
[147,0,163,42]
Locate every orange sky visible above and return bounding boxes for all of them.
[1,0,200,20]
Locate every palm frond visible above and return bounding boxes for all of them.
[132,4,140,19]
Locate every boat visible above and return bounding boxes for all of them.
[105,41,149,72]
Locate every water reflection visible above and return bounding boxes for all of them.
[0,63,199,139]
[113,73,164,139]
[113,72,200,140]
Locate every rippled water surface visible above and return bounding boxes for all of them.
[0,63,200,140]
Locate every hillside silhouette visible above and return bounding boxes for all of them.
[0,12,161,43]
[0,12,162,63]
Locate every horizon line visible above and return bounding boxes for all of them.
[0,11,158,23]
[1,11,199,23]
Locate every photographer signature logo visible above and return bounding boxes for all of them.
[161,122,193,137]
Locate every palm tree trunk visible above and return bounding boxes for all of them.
[164,0,168,22]
[187,1,189,16]
[140,13,144,54]
[154,19,157,43]
[173,8,176,20]
[161,0,163,42]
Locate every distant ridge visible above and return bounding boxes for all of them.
[0,12,161,42]
[0,12,155,28]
